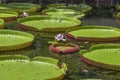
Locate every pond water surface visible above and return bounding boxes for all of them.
[1,16,120,80]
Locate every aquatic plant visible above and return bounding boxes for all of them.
[116,5,120,11]
[48,4,92,13]
[23,12,28,17]
[55,34,66,41]
[0,29,34,51]
[0,19,4,29]
[0,11,18,22]
[65,25,120,42]
[18,16,81,40]
[0,55,67,80]
[50,43,79,54]
[116,12,120,19]
[18,16,81,33]
[0,3,41,14]
[80,44,120,71]
[42,8,85,18]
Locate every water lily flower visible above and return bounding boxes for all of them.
[23,12,28,17]
[55,34,66,41]
[82,69,89,73]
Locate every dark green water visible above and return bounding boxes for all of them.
[1,17,120,80]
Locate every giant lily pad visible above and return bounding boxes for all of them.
[67,4,92,13]
[50,43,79,54]
[18,16,81,32]
[0,11,18,22]
[48,4,66,8]
[0,55,67,80]
[4,3,41,13]
[0,29,34,51]
[65,26,120,42]
[80,44,120,71]
[48,4,92,13]
[0,5,10,10]
[0,19,4,29]
[42,8,85,18]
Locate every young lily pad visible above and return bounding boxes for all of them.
[42,8,85,18]
[80,44,120,71]
[0,55,67,80]
[18,16,81,32]
[0,29,34,51]
[50,43,79,54]
[4,3,41,13]
[0,11,18,22]
[0,19,4,29]
[65,25,120,42]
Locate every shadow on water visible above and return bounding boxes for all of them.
[1,16,120,80]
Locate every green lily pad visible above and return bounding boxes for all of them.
[50,43,79,54]
[48,4,66,8]
[0,11,18,18]
[18,16,81,32]
[0,11,18,22]
[80,44,120,71]
[0,29,34,51]
[42,8,85,18]
[0,55,67,80]
[0,19,4,29]
[0,5,10,10]
[66,25,120,42]
[48,4,92,13]
[4,3,41,13]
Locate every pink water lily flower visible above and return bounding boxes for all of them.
[23,12,28,17]
[55,34,66,41]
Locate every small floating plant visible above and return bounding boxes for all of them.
[50,43,79,54]
[0,55,67,80]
